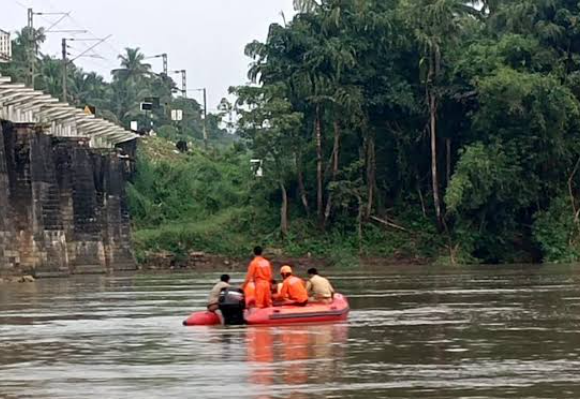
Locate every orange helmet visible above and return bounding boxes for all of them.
[280,265,293,275]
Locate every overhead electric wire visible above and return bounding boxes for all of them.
[60,13,122,76]
[41,8,119,72]
[66,40,115,67]
[11,0,29,10]
[44,13,70,33]
[69,35,112,63]
[64,13,122,56]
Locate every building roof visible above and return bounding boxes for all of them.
[0,74,138,148]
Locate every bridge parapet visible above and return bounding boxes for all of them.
[0,74,137,148]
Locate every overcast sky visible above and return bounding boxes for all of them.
[1,0,296,110]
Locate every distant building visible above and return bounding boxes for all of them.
[0,29,11,63]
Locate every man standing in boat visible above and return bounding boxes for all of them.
[243,246,273,308]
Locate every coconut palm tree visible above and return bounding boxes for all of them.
[113,47,151,83]
[293,0,321,13]
[71,70,107,108]
[36,56,66,100]
[0,27,47,86]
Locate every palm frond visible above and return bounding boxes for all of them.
[293,0,321,13]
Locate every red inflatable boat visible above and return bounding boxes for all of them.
[183,294,349,326]
[183,310,222,326]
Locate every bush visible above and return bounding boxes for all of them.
[533,195,580,263]
[128,137,447,265]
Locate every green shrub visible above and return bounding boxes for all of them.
[533,195,580,263]
[128,137,447,266]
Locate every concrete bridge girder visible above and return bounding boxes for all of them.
[0,74,136,148]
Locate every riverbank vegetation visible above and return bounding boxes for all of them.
[128,137,441,266]
[5,0,580,265]
[227,0,580,265]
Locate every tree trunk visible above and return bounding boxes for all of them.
[280,181,289,238]
[295,151,310,216]
[315,106,324,226]
[446,137,452,186]
[324,120,341,225]
[366,134,376,219]
[331,121,340,178]
[357,194,364,254]
[568,156,580,235]
[429,89,442,228]
[417,181,427,218]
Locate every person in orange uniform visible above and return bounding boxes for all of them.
[243,246,273,308]
[244,281,256,308]
[270,279,283,302]
[279,265,309,306]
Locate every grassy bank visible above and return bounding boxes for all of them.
[128,137,444,267]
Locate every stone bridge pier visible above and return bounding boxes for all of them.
[0,122,136,277]
[0,74,138,278]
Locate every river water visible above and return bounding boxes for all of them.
[1,265,580,399]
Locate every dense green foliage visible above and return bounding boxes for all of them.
[129,138,437,265]
[128,138,261,260]
[7,0,580,264]
[229,0,580,264]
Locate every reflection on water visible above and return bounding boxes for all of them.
[245,325,348,398]
[1,265,580,398]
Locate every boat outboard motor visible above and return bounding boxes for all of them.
[218,287,246,325]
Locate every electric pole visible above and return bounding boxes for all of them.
[203,88,208,148]
[181,70,187,98]
[191,87,209,148]
[62,38,67,102]
[172,70,187,98]
[146,53,168,75]
[26,8,82,88]
[28,8,34,87]
[61,37,110,103]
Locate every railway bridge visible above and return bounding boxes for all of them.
[0,74,138,277]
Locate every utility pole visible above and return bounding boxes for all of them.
[28,8,34,87]
[172,70,187,98]
[26,8,82,88]
[62,38,67,102]
[181,70,187,98]
[162,53,168,76]
[202,88,208,148]
[146,53,168,75]
[189,87,210,148]
[61,37,110,103]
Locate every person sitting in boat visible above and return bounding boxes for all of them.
[271,279,282,299]
[207,274,230,312]
[243,246,273,309]
[279,265,309,307]
[306,268,335,303]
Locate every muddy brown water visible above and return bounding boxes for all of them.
[1,264,580,399]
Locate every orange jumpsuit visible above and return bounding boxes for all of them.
[244,281,256,308]
[244,256,273,308]
[280,276,309,304]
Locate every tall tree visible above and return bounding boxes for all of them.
[235,84,304,237]
[400,0,475,228]
[113,48,152,83]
